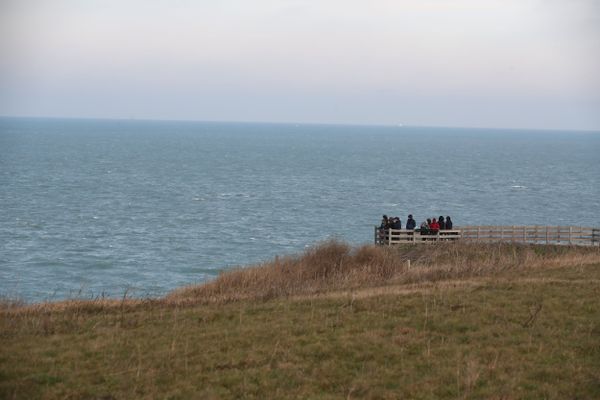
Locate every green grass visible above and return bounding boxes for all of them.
[2,260,599,399]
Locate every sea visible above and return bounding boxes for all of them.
[1,117,599,302]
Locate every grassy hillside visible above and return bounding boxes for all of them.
[1,242,599,399]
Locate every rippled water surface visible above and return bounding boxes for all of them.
[1,118,599,301]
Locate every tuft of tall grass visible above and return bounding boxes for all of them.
[166,241,600,304]
[3,241,597,314]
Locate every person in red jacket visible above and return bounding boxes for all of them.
[429,217,440,234]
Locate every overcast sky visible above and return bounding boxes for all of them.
[1,0,599,130]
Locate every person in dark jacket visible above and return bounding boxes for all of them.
[445,216,453,230]
[391,217,402,230]
[438,216,446,230]
[406,214,416,230]
[380,215,389,229]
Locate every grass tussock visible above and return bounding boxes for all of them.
[167,241,600,304]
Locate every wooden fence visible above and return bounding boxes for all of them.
[374,228,461,245]
[459,226,599,246]
[375,226,600,246]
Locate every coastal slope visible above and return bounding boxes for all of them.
[1,242,599,399]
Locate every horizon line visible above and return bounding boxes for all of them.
[1,114,599,134]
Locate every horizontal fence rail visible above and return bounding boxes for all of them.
[375,226,600,246]
[374,228,462,245]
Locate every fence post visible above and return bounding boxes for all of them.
[568,226,572,245]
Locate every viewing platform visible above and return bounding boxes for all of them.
[375,225,600,246]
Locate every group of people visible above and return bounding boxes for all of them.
[380,214,453,234]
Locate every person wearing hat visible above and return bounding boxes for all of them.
[406,214,416,230]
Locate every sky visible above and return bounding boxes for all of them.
[1,0,599,130]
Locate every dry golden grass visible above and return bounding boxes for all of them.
[166,241,600,304]
[0,241,600,315]
[1,241,599,399]
[2,241,598,316]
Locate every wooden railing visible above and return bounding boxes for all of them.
[459,226,599,246]
[375,226,600,246]
[374,228,462,245]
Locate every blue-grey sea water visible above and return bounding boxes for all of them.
[1,118,599,302]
